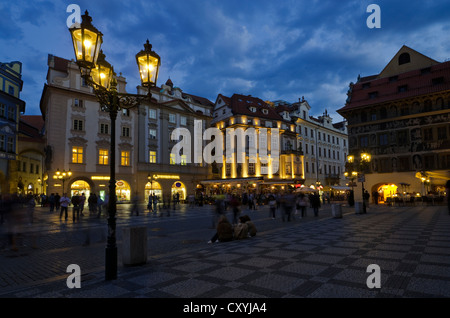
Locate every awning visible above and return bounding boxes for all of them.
[199,177,264,184]
[329,186,352,191]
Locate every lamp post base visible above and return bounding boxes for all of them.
[105,246,117,280]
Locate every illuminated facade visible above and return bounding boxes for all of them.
[40,55,213,202]
[338,46,450,202]
[207,93,304,194]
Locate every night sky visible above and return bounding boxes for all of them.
[1,0,450,122]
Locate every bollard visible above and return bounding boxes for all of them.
[332,204,343,218]
[122,226,147,266]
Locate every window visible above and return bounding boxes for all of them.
[74,99,83,108]
[310,129,314,138]
[36,165,39,174]
[379,133,388,146]
[72,146,83,163]
[249,107,256,113]
[169,113,176,123]
[149,109,157,119]
[319,147,322,156]
[362,82,371,89]
[360,136,369,147]
[121,151,130,166]
[122,126,130,137]
[398,53,410,65]
[73,119,83,131]
[7,137,14,152]
[369,92,378,99]
[149,151,156,163]
[122,109,130,117]
[318,132,321,140]
[8,86,14,95]
[0,104,5,117]
[23,162,26,172]
[170,153,176,165]
[181,155,187,166]
[432,77,444,85]
[312,162,315,174]
[328,135,330,143]
[397,130,407,145]
[7,108,14,120]
[248,163,255,175]
[423,128,433,141]
[389,76,398,83]
[303,110,306,119]
[304,127,308,136]
[149,129,157,139]
[438,127,447,140]
[180,116,187,126]
[305,162,309,173]
[99,149,108,165]
[100,123,109,134]
[398,85,408,92]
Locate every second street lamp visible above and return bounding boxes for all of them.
[69,10,161,280]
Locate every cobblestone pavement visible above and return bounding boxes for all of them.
[0,201,449,300]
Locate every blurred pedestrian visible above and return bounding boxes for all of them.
[88,193,97,215]
[49,193,55,212]
[297,193,308,218]
[230,194,241,225]
[79,193,86,216]
[130,194,140,216]
[71,193,81,221]
[97,196,104,218]
[311,192,321,217]
[269,195,276,219]
[55,193,61,211]
[59,193,70,220]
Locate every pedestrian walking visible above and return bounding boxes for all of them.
[269,195,276,219]
[71,193,81,221]
[88,193,97,215]
[297,193,308,218]
[59,193,70,220]
[55,193,61,211]
[130,194,140,216]
[311,192,321,217]
[48,193,55,212]
[79,193,86,216]
[97,196,104,218]
[26,194,35,224]
[230,194,241,225]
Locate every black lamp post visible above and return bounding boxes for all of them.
[53,169,72,194]
[345,153,371,213]
[69,10,160,280]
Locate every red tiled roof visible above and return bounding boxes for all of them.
[338,60,450,113]
[222,93,286,121]
[20,115,44,131]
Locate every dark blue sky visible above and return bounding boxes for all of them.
[1,0,450,122]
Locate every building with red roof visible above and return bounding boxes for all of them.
[338,46,450,205]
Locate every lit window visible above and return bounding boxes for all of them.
[99,149,108,165]
[72,146,83,163]
[121,151,130,166]
[170,153,176,165]
[149,151,156,163]
[181,155,187,166]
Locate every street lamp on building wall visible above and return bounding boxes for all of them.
[52,169,72,194]
[69,10,160,280]
[345,153,371,213]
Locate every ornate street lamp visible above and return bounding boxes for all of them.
[53,169,72,194]
[69,11,160,280]
[345,153,371,213]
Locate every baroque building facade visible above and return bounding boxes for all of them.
[206,93,304,195]
[40,54,213,203]
[338,46,450,203]
[0,61,26,194]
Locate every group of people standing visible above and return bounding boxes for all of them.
[45,192,107,221]
[268,191,322,221]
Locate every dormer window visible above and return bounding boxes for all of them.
[262,109,268,115]
[398,52,410,65]
[249,107,257,113]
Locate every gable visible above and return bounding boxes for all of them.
[378,45,439,79]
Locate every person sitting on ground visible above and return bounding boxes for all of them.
[234,216,250,240]
[241,215,257,237]
[208,215,233,243]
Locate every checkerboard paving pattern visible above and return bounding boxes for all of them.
[2,206,450,298]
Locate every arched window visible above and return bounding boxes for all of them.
[398,53,411,65]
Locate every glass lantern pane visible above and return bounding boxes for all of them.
[137,55,159,85]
